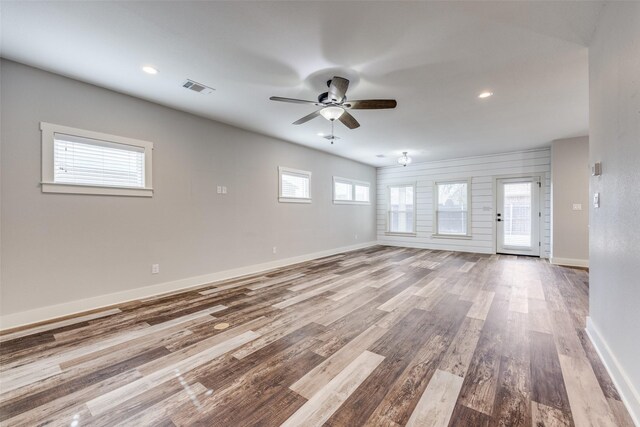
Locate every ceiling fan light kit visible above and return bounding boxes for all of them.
[319,106,345,121]
[270,75,397,136]
[398,152,412,167]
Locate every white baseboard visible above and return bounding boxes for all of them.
[0,241,377,331]
[376,240,494,255]
[586,317,640,426]
[378,240,551,259]
[550,257,589,268]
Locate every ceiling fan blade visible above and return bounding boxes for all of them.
[338,111,360,129]
[328,76,349,102]
[343,99,397,109]
[270,96,321,106]
[292,110,321,125]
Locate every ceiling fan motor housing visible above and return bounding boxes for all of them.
[318,92,347,104]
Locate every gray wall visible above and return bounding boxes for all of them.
[550,136,589,265]
[588,2,640,421]
[0,60,376,317]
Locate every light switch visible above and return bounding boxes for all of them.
[572,203,582,211]
[222,186,227,194]
[593,192,600,208]
[217,186,222,194]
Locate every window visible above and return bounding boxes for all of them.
[279,167,311,203]
[434,179,471,237]
[41,122,153,197]
[333,177,370,204]
[387,184,415,234]
[354,183,370,203]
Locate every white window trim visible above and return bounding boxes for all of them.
[433,178,472,238]
[278,166,312,203]
[40,122,154,197]
[386,182,417,236]
[332,176,371,205]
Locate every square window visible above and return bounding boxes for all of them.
[279,167,311,203]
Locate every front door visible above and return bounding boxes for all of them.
[496,177,540,256]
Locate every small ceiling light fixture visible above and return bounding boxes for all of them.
[398,152,412,167]
[478,91,493,99]
[319,106,345,121]
[142,66,158,75]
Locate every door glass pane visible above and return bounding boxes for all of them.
[503,182,532,247]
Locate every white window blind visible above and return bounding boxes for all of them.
[54,133,145,188]
[334,180,353,201]
[355,184,370,202]
[388,184,415,233]
[41,122,153,197]
[279,167,311,202]
[435,180,470,236]
[333,177,370,204]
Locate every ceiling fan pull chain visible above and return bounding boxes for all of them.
[331,120,335,144]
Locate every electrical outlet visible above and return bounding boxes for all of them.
[272,246,277,254]
[151,264,160,274]
[572,203,582,211]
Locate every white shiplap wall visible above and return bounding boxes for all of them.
[377,149,551,256]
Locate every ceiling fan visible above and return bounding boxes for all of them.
[269,76,397,130]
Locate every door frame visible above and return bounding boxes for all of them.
[492,174,543,257]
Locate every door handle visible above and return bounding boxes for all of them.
[496,218,502,222]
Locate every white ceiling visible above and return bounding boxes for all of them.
[0,1,602,166]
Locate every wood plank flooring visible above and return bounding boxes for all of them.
[0,246,634,426]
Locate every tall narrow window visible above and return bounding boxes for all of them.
[434,180,471,236]
[333,177,370,204]
[41,122,153,197]
[387,184,415,234]
[279,167,311,203]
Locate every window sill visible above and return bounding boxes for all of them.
[432,234,472,240]
[279,197,311,204]
[41,182,153,197]
[333,200,370,205]
[385,232,417,237]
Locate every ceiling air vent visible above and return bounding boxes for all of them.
[182,79,215,94]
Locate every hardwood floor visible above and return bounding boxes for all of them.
[0,246,634,426]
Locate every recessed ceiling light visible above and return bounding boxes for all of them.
[317,132,325,136]
[142,66,158,75]
[478,91,493,99]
